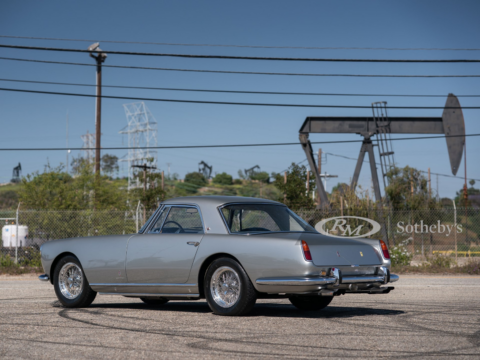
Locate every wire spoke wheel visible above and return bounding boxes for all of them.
[210,266,241,308]
[58,262,84,300]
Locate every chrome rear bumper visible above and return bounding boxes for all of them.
[256,267,398,288]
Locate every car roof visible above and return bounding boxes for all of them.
[162,195,283,208]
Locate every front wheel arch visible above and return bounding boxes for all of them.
[49,252,78,284]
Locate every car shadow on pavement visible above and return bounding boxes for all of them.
[85,301,404,319]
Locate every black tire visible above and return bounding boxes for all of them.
[53,255,97,308]
[204,257,257,316]
[289,296,333,311]
[140,297,169,305]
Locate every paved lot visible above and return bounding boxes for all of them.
[0,275,479,359]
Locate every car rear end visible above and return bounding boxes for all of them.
[254,233,398,296]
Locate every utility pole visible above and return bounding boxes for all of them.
[66,110,69,174]
[132,164,156,222]
[284,171,287,203]
[428,167,431,199]
[317,148,322,205]
[319,172,338,193]
[87,43,107,176]
[306,170,310,194]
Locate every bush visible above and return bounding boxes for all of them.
[250,171,270,184]
[183,172,207,193]
[464,260,480,275]
[390,239,413,266]
[0,253,15,267]
[213,172,233,185]
[426,254,453,268]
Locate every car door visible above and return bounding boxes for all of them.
[126,205,204,284]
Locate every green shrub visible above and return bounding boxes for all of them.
[20,248,42,267]
[426,254,453,268]
[390,239,413,266]
[213,172,233,185]
[184,172,207,193]
[0,253,15,267]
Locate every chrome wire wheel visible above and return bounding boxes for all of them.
[58,262,84,300]
[210,266,242,308]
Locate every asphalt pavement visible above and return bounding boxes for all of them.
[0,275,479,359]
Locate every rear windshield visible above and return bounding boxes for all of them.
[220,204,316,234]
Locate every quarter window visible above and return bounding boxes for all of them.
[148,208,169,234]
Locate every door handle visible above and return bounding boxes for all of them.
[187,241,200,247]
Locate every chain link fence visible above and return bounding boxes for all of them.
[1,208,479,264]
[297,208,480,258]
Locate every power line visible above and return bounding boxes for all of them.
[1,35,480,51]
[2,78,480,98]
[325,151,480,182]
[0,133,478,151]
[2,56,479,78]
[2,87,479,109]
[2,44,480,63]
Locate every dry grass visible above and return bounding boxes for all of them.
[0,265,43,276]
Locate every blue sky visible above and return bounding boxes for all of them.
[0,0,479,198]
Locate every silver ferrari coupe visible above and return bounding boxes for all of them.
[39,196,399,316]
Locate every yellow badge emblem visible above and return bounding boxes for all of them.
[360,251,363,257]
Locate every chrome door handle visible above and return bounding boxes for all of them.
[187,241,200,247]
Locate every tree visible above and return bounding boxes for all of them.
[18,162,126,210]
[213,172,233,185]
[183,172,207,193]
[273,163,316,210]
[101,154,119,176]
[70,156,90,175]
[455,180,480,207]
[385,165,437,210]
[130,171,165,211]
[250,171,270,184]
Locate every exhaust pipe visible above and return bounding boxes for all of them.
[318,290,334,296]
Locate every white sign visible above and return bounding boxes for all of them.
[315,216,382,239]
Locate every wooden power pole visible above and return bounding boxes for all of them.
[317,148,322,205]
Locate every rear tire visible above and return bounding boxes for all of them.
[289,296,333,311]
[140,297,169,305]
[204,257,256,316]
[53,255,97,308]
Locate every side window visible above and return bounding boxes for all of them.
[148,208,170,234]
[161,207,204,234]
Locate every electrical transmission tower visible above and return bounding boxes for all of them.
[81,131,96,164]
[119,102,158,189]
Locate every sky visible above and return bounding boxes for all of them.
[0,0,479,199]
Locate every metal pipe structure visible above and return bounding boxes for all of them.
[299,94,465,242]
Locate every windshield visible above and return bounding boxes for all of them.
[220,204,316,234]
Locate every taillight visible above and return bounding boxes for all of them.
[301,240,312,261]
[380,240,390,259]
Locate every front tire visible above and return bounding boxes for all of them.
[204,257,256,316]
[53,255,97,308]
[289,296,333,311]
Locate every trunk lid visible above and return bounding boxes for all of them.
[301,233,381,266]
